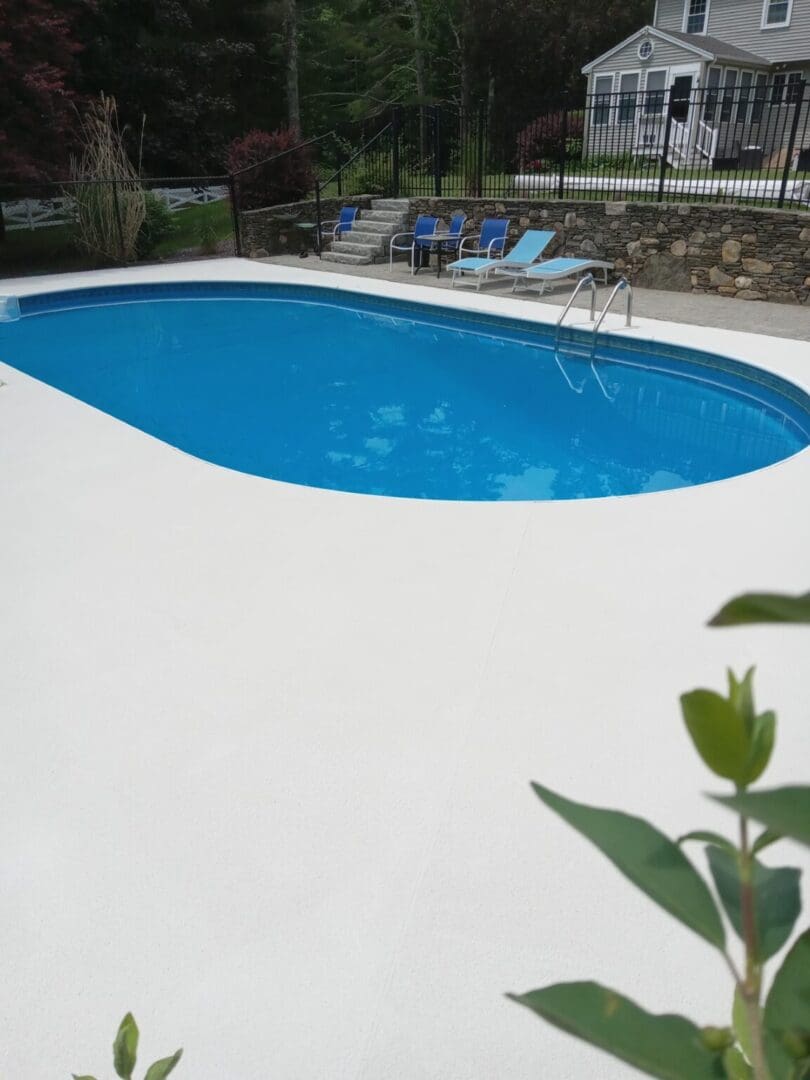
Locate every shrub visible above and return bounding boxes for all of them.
[136,191,176,258]
[226,128,316,211]
[198,216,219,254]
[516,110,585,172]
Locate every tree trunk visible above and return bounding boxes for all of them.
[284,0,301,134]
[406,0,427,159]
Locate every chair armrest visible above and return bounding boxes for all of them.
[390,231,415,248]
[486,237,506,257]
[458,234,481,257]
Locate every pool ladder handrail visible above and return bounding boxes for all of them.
[554,273,597,350]
[592,277,633,344]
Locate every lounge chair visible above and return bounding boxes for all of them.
[501,257,613,295]
[389,215,440,273]
[320,206,359,243]
[448,229,556,289]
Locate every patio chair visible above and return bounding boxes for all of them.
[434,211,468,258]
[504,257,613,295]
[320,206,359,244]
[389,215,440,273]
[457,218,509,260]
[448,229,557,290]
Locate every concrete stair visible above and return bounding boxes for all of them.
[321,197,409,265]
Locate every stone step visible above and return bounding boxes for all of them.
[330,239,384,256]
[352,219,401,236]
[362,209,408,224]
[321,250,373,265]
[371,198,410,211]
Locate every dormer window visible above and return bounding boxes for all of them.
[761,0,792,27]
[683,0,709,34]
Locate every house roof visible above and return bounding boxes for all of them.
[665,30,771,67]
[581,25,771,74]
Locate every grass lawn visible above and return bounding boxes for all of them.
[0,200,235,278]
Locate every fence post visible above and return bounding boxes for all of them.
[658,97,675,203]
[778,82,805,208]
[111,180,126,261]
[228,174,243,256]
[392,106,401,198]
[314,181,323,256]
[558,93,568,199]
[476,103,485,198]
[433,105,442,197]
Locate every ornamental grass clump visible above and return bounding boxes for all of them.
[70,95,146,264]
[511,589,810,1080]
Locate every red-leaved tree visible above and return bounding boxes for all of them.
[0,0,88,183]
[226,128,315,210]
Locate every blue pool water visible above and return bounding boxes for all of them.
[1,282,808,501]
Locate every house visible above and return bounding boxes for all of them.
[581,0,810,168]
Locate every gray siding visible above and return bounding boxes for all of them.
[589,35,702,76]
[656,0,810,64]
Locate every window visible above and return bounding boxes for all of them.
[638,40,654,61]
[771,71,803,105]
[618,72,640,124]
[720,69,738,122]
[593,75,614,126]
[751,72,768,122]
[703,66,721,122]
[761,0,792,27]
[684,0,709,34]
[644,70,667,114]
[737,71,754,124]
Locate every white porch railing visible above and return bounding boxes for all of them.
[668,119,691,167]
[696,121,719,162]
[2,185,229,232]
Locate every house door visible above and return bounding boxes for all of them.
[668,64,701,164]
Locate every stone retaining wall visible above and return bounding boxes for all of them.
[240,196,373,256]
[409,197,810,304]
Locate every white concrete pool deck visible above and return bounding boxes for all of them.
[1,258,809,1079]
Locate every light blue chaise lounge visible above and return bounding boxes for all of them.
[502,257,613,294]
[448,227,555,289]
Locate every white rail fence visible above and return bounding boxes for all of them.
[2,185,229,232]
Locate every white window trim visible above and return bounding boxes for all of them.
[682,0,710,35]
[592,73,616,127]
[642,68,668,115]
[760,0,793,29]
[617,70,641,125]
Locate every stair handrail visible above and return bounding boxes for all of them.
[315,123,394,255]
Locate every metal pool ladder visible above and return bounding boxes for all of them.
[554,273,597,349]
[593,277,633,343]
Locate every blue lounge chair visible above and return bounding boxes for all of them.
[448,229,556,290]
[389,215,440,273]
[320,206,359,243]
[505,257,613,295]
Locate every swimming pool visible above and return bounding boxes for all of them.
[1,280,808,501]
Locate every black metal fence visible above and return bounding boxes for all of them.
[317,84,810,210]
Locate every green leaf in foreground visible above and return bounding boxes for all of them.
[507,981,725,1080]
[764,931,810,1079]
[708,591,810,626]
[532,783,725,948]
[678,831,736,854]
[712,787,810,848]
[722,1046,753,1080]
[72,1075,98,1080]
[681,689,751,783]
[751,829,783,856]
[705,846,801,961]
[144,1049,183,1080]
[113,1014,139,1080]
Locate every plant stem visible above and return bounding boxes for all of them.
[739,812,769,1080]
